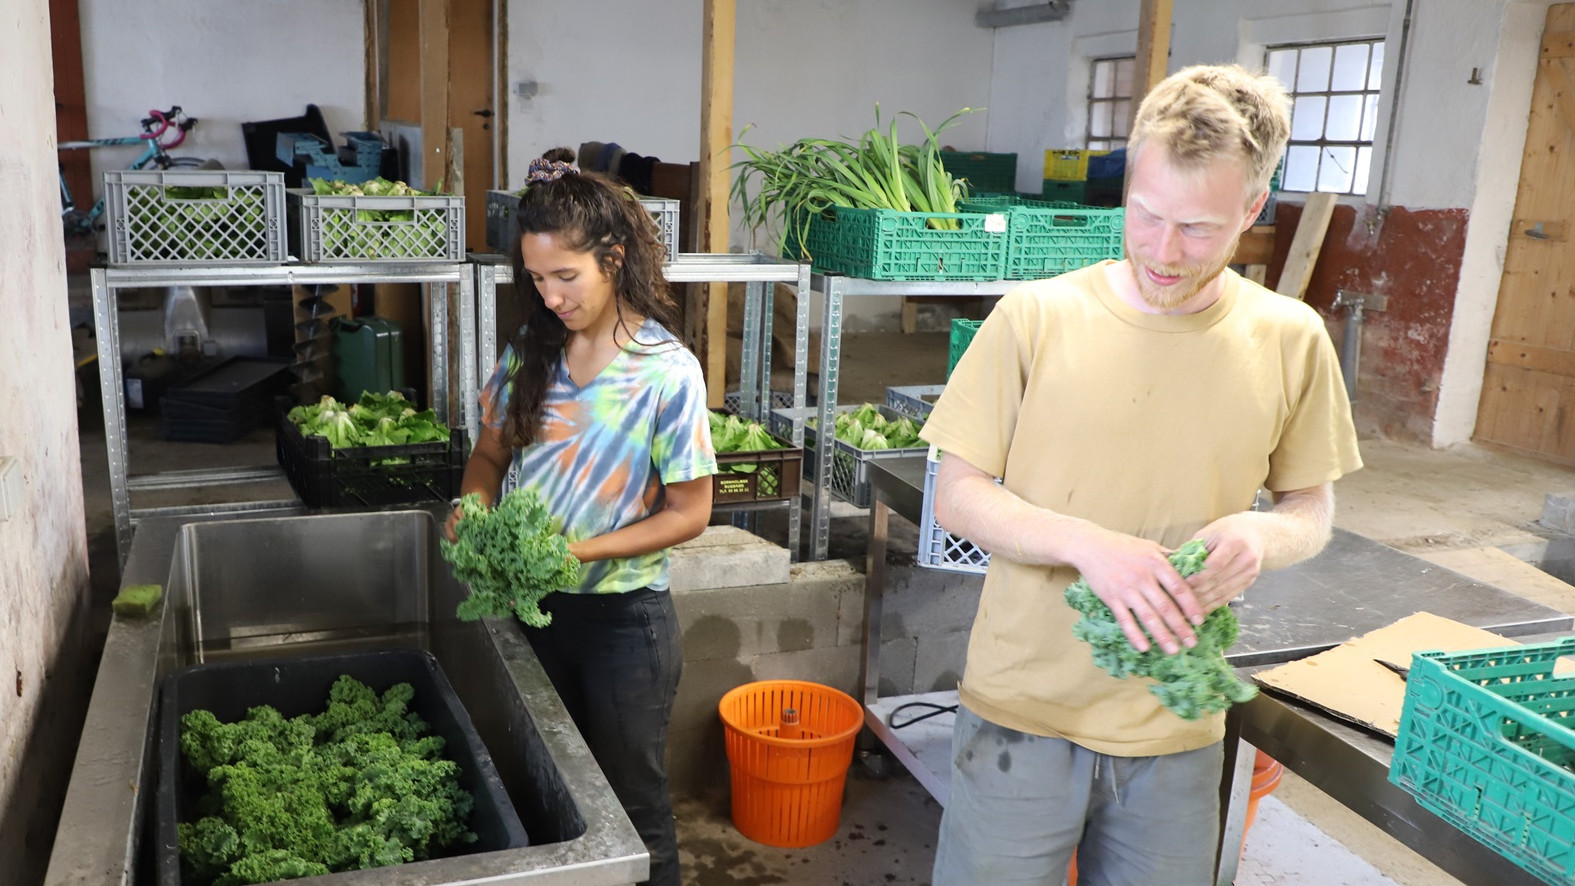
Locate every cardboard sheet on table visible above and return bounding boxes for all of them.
[1251,611,1518,738]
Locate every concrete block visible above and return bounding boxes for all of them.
[671,654,758,739]
[745,645,863,699]
[874,636,918,697]
[675,562,861,661]
[670,525,789,591]
[1540,493,1575,534]
[913,630,969,694]
[881,565,983,640]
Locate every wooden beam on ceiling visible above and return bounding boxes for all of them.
[1132,0,1173,130]
[699,0,736,408]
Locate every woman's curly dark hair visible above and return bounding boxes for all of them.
[500,147,679,449]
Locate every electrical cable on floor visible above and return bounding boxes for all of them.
[887,700,957,730]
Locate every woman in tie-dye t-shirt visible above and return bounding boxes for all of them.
[447,147,714,886]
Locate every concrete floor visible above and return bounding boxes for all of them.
[73,327,1575,886]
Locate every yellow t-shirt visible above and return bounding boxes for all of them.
[920,261,1363,756]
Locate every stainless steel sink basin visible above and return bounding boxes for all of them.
[46,507,646,886]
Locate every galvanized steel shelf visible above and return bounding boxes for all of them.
[473,252,812,560]
[803,274,1022,560]
[91,262,477,566]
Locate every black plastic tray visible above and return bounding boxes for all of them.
[156,648,529,885]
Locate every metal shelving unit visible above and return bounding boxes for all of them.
[474,252,812,559]
[91,262,476,566]
[802,274,1021,560]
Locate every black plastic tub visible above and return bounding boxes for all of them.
[156,648,529,885]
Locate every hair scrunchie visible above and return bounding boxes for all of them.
[526,156,578,184]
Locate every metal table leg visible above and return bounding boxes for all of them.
[1215,716,1257,886]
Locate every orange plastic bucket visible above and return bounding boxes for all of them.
[718,680,864,848]
[1066,751,1285,883]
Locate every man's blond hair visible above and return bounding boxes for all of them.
[1128,64,1291,204]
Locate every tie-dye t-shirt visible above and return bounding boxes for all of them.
[479,318,717,595]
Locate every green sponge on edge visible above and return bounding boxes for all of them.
[111,584,163,618]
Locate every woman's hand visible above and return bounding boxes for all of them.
[443,501,464,543]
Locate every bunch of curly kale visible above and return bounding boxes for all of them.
[177,676,475,885]
[1063,538,1258,720]
[440,489,582,628]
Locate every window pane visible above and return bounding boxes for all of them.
[1291,95,1327,141]
[1368,42,1385,89]
[1298,45,1333,91]
[1331,43,1369,92]
[1115,58,1134,95]
[1091,102,1113,138]
[1361,93,1381,141]
[1284,145,1320,192]
[1326,95,1364,141]
[1318,146,1357,192]
[1266,49,1297,90]
[1093,61,1114,98]
[1353,146,1372,195]
[1112,100,1132,136]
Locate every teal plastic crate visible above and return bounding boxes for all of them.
[1390,637,1575,885]
[947,318,982,379]
[939,151,1018,194]
[790,206,1008,282]
[960,196,1124,281]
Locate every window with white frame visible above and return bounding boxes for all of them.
[1265,39,1385,195]
[1087,56,1134,150]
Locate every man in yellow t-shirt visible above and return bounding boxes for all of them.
[923,64,1363,885]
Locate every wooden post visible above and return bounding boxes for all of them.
[1275,192,1337,300]
[699,0,735,408]
[1132,0,1173,129]
[418,0,450,191]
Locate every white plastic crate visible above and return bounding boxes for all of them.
[483,190,679,261]
[768,405,926,508]
[287,189,465,262]
[916,446,991,574]
[104,170,286,266]
[885,384,945,420]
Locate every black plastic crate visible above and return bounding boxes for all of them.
[275,396,466,507]
[156,648,529,886]
[162,358,291,443]
[713,433,804,504]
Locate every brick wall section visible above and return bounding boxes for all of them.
[1269,202,1471,442]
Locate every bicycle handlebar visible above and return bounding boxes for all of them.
[139,106,193,149]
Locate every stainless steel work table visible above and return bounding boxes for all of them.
[861,455,1573,886]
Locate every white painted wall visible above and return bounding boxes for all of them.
[506,0,995,330]
[76,1,364,183]
[1,1,92,879]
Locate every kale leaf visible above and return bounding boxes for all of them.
[1064,538,1258,720]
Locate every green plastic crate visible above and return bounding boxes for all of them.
[1040,179,1088,204]
[790,206,1008,281]
[940,151,1018,194]
[947,318,982,379]
[960,196,1124,281]
[1390,637,1575,885]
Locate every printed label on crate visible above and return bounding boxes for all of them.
[716,475,755,497]
[983,213,1007,233]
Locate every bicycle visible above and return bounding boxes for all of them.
[58,105,202,247]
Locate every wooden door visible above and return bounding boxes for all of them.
[448,0,497,250]
[1475,4,1575,462]
[380,0,497,248]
